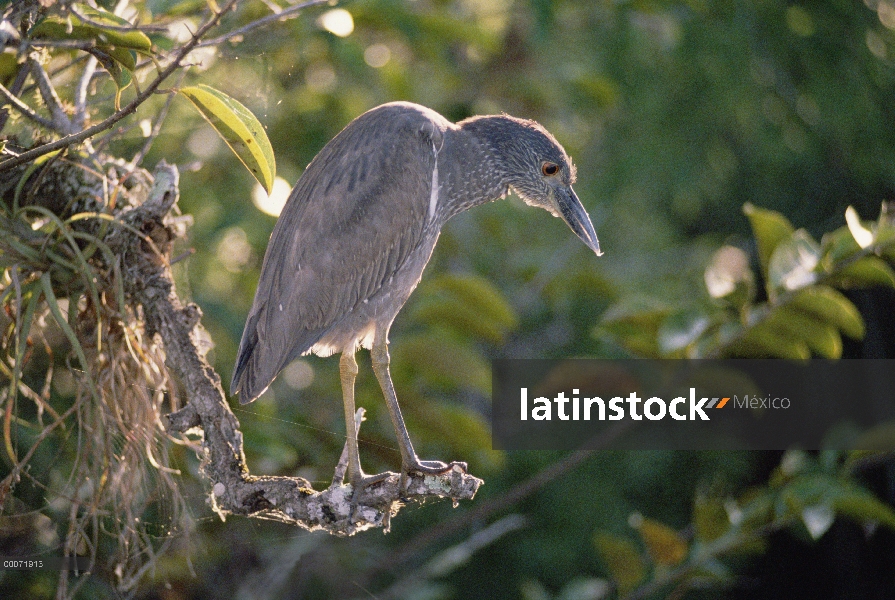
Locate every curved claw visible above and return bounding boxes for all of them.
[406,459,468,475]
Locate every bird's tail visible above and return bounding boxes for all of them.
[231,313,270,404]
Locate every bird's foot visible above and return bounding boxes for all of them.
[347,470,393,495]
[407,459,468,474]
[399,458,467,493]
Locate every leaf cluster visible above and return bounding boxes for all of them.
[600,204,895,360]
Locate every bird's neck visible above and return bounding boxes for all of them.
[436,125,513,222]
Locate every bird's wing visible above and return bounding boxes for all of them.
[232,104,449,400]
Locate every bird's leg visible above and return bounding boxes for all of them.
[338,352,390,494]
[370,338,467,484]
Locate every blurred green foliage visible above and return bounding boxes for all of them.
[3,0,895,598]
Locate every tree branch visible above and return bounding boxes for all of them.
[0,81,56,131]
[113,162,481,535]
[196,0,329,48]
[28,58,73,133]
[0,0,241,172]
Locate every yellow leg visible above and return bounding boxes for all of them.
[370,337,467,477]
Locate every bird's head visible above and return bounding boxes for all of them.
[461,114,602,256]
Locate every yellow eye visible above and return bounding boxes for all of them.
[542,162,559,176]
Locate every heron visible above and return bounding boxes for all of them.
[231,102,601,492]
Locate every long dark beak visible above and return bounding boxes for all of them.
[556,187,602,256]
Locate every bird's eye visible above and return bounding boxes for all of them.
[542,162,559,177]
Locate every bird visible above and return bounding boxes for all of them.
[231,101,601,492]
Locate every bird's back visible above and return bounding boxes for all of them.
[232,103,452,402]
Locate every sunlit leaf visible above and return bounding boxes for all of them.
[704,245,755,307]
[743,203,794,283]
[30,5,152,51]
[788,286,864,339]
[593,532,646,594]
[844,206,873,249]
[801,504,835,540]
[180,84,276,194]
[768,229,820,294]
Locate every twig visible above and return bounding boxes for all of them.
[0,81,56,131]
[196,0,329,48]
[73,56,98,131]
[129,70,185,169]
[0,63,30,133]
[25,39,100,50]
[29,58,73,134]
[0,0,242,172]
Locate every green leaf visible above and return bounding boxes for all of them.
[657,309,710,355]
[693,493,730,542]
[763,307,842,358]
[40,273,100,402]
[743,203,795,283]
[876,202,895,247]
[691,320,744,358]
[820,226,861,267]
[829,256,895,290]
[788,286,865,339]
[180,85,276,194]
[30,5,152,52]
[767,229,820,294]
[0,53,19,82]
[634,517,688,566]
[783,474,895,531]
[736,490,775,533]
[735,324,811,359]
[593,532,646,594]
[87,47,133,91]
